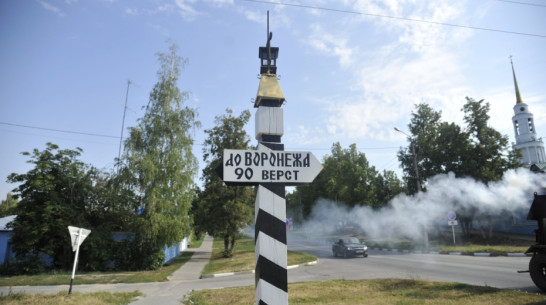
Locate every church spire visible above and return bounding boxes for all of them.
[510,55,524,104]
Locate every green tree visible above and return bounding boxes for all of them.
[6,143,96,272]
[371,170,404,209]
[458,97,521,237]
[296,143,399,219]
[119,43,199,265]
[0,193,18,217]
[462,97,521,182]
[433,122,471,176]
[397,103,443,194]
[192,109,254,257]
[398,100,521,238]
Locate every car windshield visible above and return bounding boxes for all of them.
[343,237,360,244]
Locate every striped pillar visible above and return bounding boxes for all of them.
[254,144,287,304]
[254,89,287,304]
[254,18,287,303]
[254,77,286,304]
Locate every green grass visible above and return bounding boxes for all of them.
[187,278,546,305]
[0,291,141,305]
[202,236,317,275]
[0,234,206,286]
[367,240,528,254]
[188,231,205,249]
[437,245,528,254]
[0,251,195,286]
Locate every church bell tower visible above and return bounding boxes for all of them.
[510,57,546,166]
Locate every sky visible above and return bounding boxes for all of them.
[1,0,545,199]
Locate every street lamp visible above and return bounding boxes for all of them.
[394,127,428,249]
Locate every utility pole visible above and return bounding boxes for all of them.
[117,80,131,168]
[394,127,428,249]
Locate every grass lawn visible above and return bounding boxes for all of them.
[0,251,194,286]
[0,291,141,305]
[187,278,546,305]
[202,236,317,275]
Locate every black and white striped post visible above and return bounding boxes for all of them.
[220,13,322,305]
[254,18,288,303]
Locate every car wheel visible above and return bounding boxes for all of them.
[530,254,546,292]
[363,253,368,258]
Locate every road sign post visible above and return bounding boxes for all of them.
[223,149,322,185]
[219,13,322,304]
[67,226,91,294]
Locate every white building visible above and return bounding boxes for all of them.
[510,58,546,167]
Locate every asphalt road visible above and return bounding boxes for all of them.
[285,233,540,293]
[0,232,541,303]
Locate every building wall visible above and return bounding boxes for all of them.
[0,231,12,265]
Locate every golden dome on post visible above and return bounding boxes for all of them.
[254,11,284,108]
[255,74,285,108]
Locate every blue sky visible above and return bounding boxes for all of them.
[1,0,545,198]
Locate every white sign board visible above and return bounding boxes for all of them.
[68,226,91,252]
[223,149,322,184]
[448,220,458,226]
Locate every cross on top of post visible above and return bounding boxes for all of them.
[259,11,279,75]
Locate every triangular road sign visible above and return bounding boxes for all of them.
[68,226,91,252]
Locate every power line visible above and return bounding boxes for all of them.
[0,121,119,139]
[494,0,546,8]
[1,121,403,152]
[240,0,546,38]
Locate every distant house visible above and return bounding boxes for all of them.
[0,215,15,265]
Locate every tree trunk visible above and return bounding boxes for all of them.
[229,235,236,255]
[223,235,231,257]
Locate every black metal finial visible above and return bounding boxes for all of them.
[259,10,279,75]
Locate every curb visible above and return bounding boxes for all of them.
[200,260,319,279]
[371,247,530,257]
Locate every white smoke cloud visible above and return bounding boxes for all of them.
[302,168,546,241]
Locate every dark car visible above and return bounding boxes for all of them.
[332,237,368,258]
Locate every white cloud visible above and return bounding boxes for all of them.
[321,0,474,141]
[306,24,356,68]
[285,125,328,146]
[124,3,176,16]
[174,0,234,20]
[175,0,200,20]
[39,1,65,17]
[125,7,139,15]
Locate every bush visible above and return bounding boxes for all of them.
[111,237,165,271]
[0,253,48,276]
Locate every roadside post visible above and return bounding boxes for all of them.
[219,12,322,305]
[447,211,457,246]
[67,226,91,294]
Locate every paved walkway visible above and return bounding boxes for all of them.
[168,235,213,282]
[130,234,214,305]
